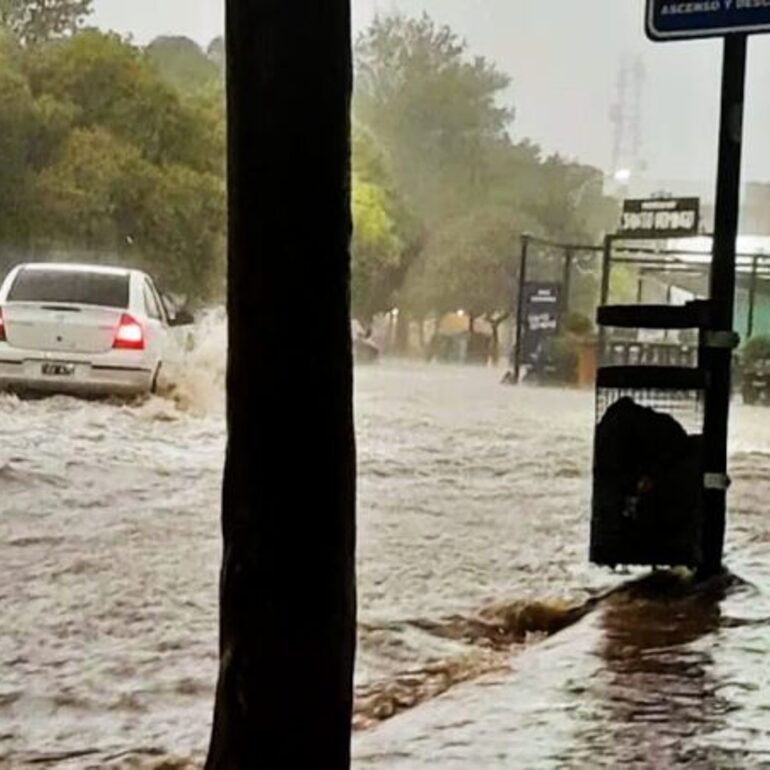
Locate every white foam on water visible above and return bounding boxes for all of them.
[157,307,228,417]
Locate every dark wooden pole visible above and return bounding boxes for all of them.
[747,254,758,339]
[562,247,574,317]
[597,233,614,359]
[600,234,613,309]
[206,0,357,767]
[513,234,529,383]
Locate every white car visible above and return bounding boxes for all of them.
[0,263,193,398]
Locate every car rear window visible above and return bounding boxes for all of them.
[8,269,130,308]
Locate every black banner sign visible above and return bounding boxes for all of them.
[619,197,700,239]
[522,282,562,364]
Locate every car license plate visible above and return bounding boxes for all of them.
[42,362,75,377]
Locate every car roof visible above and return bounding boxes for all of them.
[14,263,136,277]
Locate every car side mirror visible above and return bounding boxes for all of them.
[169,308,195,327]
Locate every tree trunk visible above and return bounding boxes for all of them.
[206,2,356,768]
[489,322,500,366]
[417,317,426,350]
[386,310,397,352]
[395,309,410,355]
[488,314,510,367]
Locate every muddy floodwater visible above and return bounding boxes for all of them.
[0,347,768,767]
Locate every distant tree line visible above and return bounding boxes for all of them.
[0,2,618,314]
[0,0,92,45]
[0,1,226,301]
[351,14,620,356]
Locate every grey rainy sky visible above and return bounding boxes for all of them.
[90,0,770,193]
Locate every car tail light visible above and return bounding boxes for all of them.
[0,308,5,343]
[113,313,144,350]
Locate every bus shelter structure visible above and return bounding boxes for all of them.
[600,234,770,346]
[591,232,770,575]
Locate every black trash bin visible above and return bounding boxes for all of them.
[590,302,710,569]
[591,396,703,568]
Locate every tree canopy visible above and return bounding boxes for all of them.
[352,12,619,332]
[350,126,420,322]
[0,8,620,319]
[0,0,91,45]
[0,26,226,301]
[403,207,535,321]
[355,13,513,223]
[146,35,222,94]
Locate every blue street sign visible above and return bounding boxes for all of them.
[647,0,770,41]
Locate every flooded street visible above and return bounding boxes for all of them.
[0,353,768,767]
[2,0,768,766]
[355,570,770,768]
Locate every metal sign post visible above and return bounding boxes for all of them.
[747,254,759,338]
[513,234,530,383]
[645,1,760,575]
[700,34,747,575]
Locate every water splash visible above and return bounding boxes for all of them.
[354,595,600,730]
[157,307,227,416]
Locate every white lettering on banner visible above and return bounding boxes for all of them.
[620,210,696,233]
[660,2,721,14]
[528,313,557,332]
[737,0,770,9]
[640,200,678,211]
[621,212,655,231]
[652,211,696,229]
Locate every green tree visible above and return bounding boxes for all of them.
[350,126,420,324]
[34,126,144,246]
[0,59,36,243]
[33,126,225,299]
[0,29,227,301]
[185,79,226,177]
[353,12,622,346]
[403,206,538,360]
[146,35,221,93]
[351,175,402,322]
[0,0,92,45]
[134,163,226,299]
[353,11,623,356]
[527,155,618,243]
[25,30,223,175]
[207,36,225,75]
[28,92,78,168]
[354,13,513,222]
[0,32,39,245]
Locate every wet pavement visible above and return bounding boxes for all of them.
[354,568,770,768]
